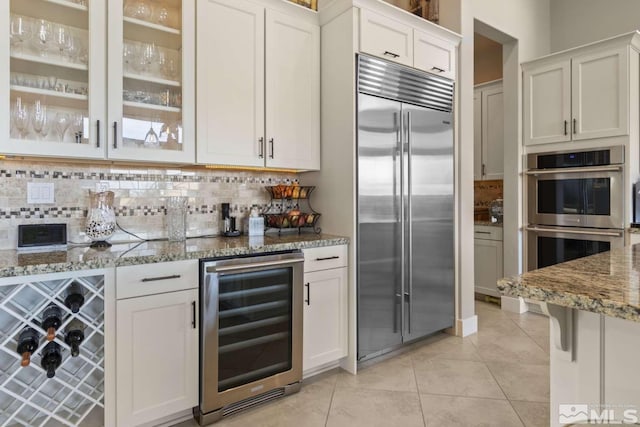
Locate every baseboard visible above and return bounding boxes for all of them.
[501,295,528,314]
[456,314,478,337]
[146,409,193,427]
[303,359,343,379]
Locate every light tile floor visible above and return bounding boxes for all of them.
[176,301,550,427]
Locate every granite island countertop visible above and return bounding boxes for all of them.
[0,233,349,279]
[498,244,640,322]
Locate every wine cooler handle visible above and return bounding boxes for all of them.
[305,282,310,306]
[191,301,196,329]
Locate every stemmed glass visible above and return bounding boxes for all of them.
[12,97,29,139]
[53,24,69,59]
[33,19,53,56]
[138,43,157,73]
[10,16,32,54]
[71,113,84,143]
[32,100,49,139]
[54,112,71,142]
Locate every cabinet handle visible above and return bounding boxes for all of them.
[269,138,274,159]
[112,121,118,149]
[96,120,100,148]
[259,137,264,159]
[573,118,577,134]
[191,301,196,329]
[475,231,492,235]
[140,274,181,282]
[305,282,310,305]
[383,51,400,59]
[564,120,568,136]
[315,256,339,261]
[481,164,486,177]
[431,66,445,73]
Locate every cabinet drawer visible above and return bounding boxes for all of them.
[359,8,413,67]
[474,225,503,241]
[303,245,348,272]
[414,30,456,79]
[116,259,198,299]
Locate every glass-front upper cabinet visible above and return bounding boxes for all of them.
[1,0,107,159]
[107,0,195,163]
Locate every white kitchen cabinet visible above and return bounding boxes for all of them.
[197,0,319,170]
[359,8,413,67]
[358,7,456,79]
[302,245,348,374]
[1,0,107,159]
[474,226,503,297]
[115,261,198,427]
[2,0,195,163]
[523,36,635,146]
[474,81,503,180]
[413,30,456,79]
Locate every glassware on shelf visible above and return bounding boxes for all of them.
[32,100,49,139]
[54,112,71,142]
[53,24,70,58]
[153,6,170,26]
[86,190,116,248]
[12,97,29,139]
[123,41,137,72]
[125,0,153,21]
[166,196,188,241]
[10,15,32,54]
[33,19,53,56]
[71,113,84,143]
[138,42,158,73]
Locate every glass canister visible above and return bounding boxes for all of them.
[85,191,116,247]
[489,198,504,224]
[166,196,188,241]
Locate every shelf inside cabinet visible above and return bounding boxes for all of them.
[123,16,181,35]
[10,85,88,101]
[10,53,88,72]
[12,0,88,30]
[123,72,181,87]
[123,101,181,113]
[45,0,88,12]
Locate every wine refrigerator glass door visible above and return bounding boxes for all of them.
[200,253,303,415]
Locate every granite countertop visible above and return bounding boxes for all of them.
[474,220,503,227]
[0,233,349,279]
[629,227,640,234]
[498,244,640,322]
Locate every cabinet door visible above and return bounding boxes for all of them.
[265,9,320,170]
[303,267,348,373]
[482,85,504,180]
[474,238,503,297]
[107,0,195,163]
[473,90,482,181]
[359,8,413,67]
[196,0,265,167]
[571,47,629,141]
[413,31,456,80]
[523,60,571,146]
[116,289,198,427]
[1,0,107,159]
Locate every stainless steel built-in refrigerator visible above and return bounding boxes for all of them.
[357,54,455,361]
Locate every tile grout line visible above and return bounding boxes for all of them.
[323,375,338,427]
[409,353,429,427]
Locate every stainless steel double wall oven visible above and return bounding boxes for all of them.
[526,146,625,270]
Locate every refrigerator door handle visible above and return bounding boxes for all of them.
[399,110,406,336]
[406,111,413,336]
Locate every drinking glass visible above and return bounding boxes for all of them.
[32,100,48,138]
[153,6,170,26]
[159,49,179,80]
[71,113,84,143]
[54,112,71,142]
[64,32,80,62]
[123,41,137,72]
[33,19,53,56]
[139,43,157,73]
[53,24,69,59]
[125,0,152,20]
[12,97,29,139]
[10,16,32,54]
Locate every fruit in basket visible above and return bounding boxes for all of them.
[292,186,301,199]
[306,213,315,224]
[286,186,294,198]
[299,187,308,198]
[288,209,301,216]
[297,213,307,227]
[282,217,290,228]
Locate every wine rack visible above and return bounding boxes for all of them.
[0,273,105,427]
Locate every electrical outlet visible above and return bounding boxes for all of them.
[27,183,55,204]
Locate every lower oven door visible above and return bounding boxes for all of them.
[526,225,624,271]
[199,251,304,415]
[526,166,624,229]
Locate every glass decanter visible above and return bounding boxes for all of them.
[85,190,116,247]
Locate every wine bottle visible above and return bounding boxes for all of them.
[64,319,85,357]
[40,341,62,378]
[41,304,63,341]
[16,327,40,367]
[64,282,85,314]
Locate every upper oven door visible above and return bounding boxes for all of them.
[527,165,624,229]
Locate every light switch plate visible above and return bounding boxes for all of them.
[27,183,55,204]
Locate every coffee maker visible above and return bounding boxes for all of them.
[221,203,240,237]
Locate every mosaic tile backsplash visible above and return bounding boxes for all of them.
[474,179,503,221]
[0,160,298,250]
